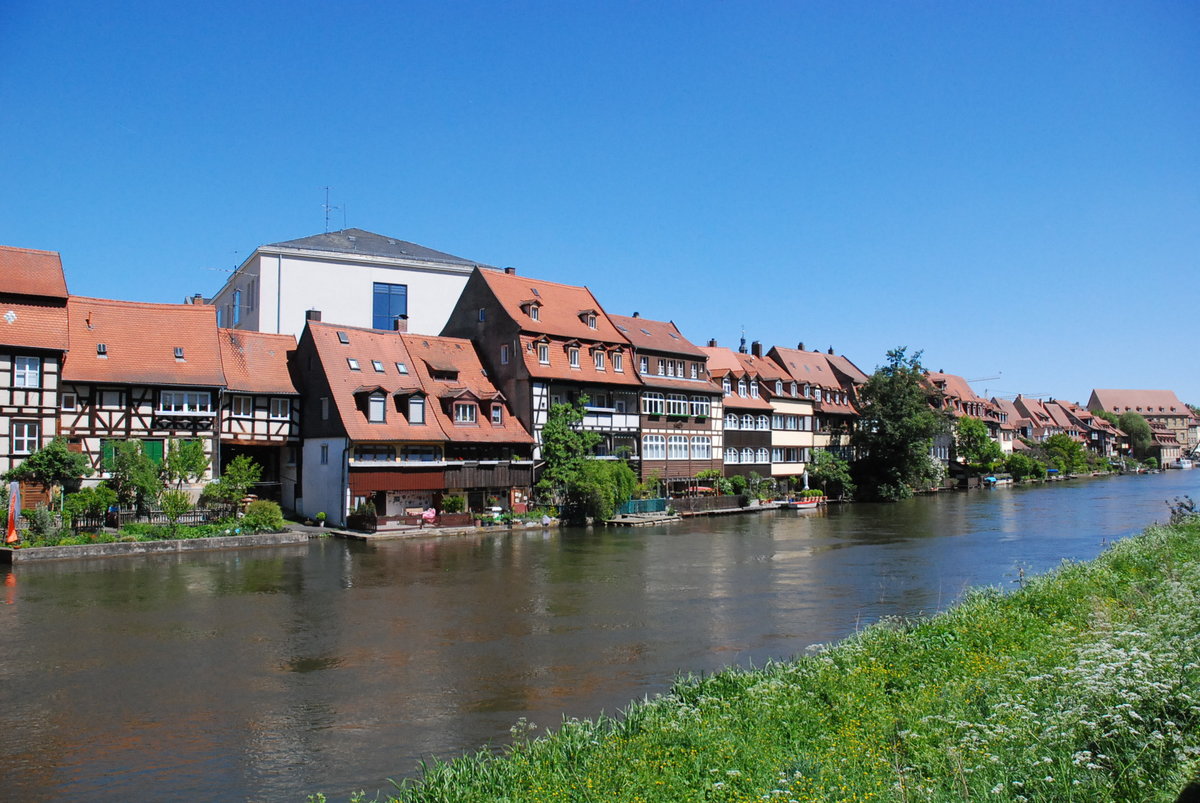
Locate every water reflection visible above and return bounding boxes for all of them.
[0,471,1195,801]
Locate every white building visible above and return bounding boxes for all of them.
[208,229,496,338]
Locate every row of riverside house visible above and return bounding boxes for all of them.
[6,231,1197,525]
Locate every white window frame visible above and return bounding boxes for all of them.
[690,363,699,380]
[667,435,688,460]
[690,396,711,418]
[722,377,731,396]
[724,447,738,464]
[657,359,666,376]
[613,352,623,372]
[666,394,689,416]
[690,436,712,460]
[60,391,78,412]
[642,434,665,460]
[568,347,580,368]
[639,356,649,374]
[158,390,213,414]
[586,313,597,329]
[14,356,40,388]
[725,412,739,429]
[757,414,770,430]
[454,402,477,423]
[741,414,754,430]
[11,421,38,454]
[491,404,503,425]
[641,392,665,415]
[750,382,759,398]
[270,397,291,420]
[741,447,755,464]
[775,380,783,395]
[529,304,540,321]
[738,379,747,396]
[538,343,550,364]
[408,396,425,424]
[594,351,605,370]
[232,395,254,418]
[368,393,386,423]
[756,447,770,464]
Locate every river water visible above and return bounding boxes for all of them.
[1,471,1196,802]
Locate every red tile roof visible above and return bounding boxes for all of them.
[0,246,68,299]
[0,299,68,351]
[64,297,226,386]
[519,335,642,386]
[219,329,298,395]
[1089,389,1192,416]
[478,270,629,344]
[699,346,774,411]
[767,346,859,414]
[608,314,707,358]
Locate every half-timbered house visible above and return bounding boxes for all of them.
[60,297,225,484]
[293,321,534,525]
[767,344,864,464]
[442,267,641,462]
[700,343,773,479]
[607,313,723,484]
[217,329,300,507]
[0,246,69,502]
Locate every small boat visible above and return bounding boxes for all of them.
[780,496,825,510]
[1170,458,1194,470]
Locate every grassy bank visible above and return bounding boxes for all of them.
[319,517,1200,803]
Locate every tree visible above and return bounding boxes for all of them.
[851,347,950,501]
[536,397,601,506]
[164,439,210,489]
[206,455,263,505]
[1042,433,1088,475]
[3,436,93,498]
[1118,412,1153,459]
[954,416,1004,475]
[808,449,855,499]
[107,439,161,512]
[1093,409,1120,427]
[1005,452,1044,481]
[159,488,192,534]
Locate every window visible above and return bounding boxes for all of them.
[320,397,329,420]
[586,313,597,329]
[101,389,123,409]
[232,289,241,325]
[401,445,441,462]
[529,304,540,321]
[396,362,408,374]
[786,415,799,430]
[666,394,689,416]
[61,392,77,412]
[749,382,759,398]
[614,397,627,413]
[613,352,623,372]
[368,393,386,423]
[347,358,360,371]
[408,396,425,424]
[666,360,675,377]
[741,447,755,464]
[640,356,649,374]
[372,360,385,373]
[454,403,477,423]
[268,398,290,420]
[814,388,823,402]
[320,444,329,465]
[791,382,798,397]
[738,379,747,396]
[594,351,605,370]
[500,344,509,364]
[757,415,770,430]
[668,435,688,459]
[775,380,783,395]
[756,447,770,463]
[159,391,212,414]
[538,343,550,364]
[691,436,712,459]
[773,414,785,429]
[355,444,394,461]
[772,447,784,462]
[642,434,665,460]
[741,414,754,430]
[724,447,738,464]
[641,392,665,415]
[11,421,38,454]
[725,412,739,429]
[690,396,711,418]
[722,377,731,395]
[232,395,253,418]
[690,363,698,380]
[568,347,580,368]
[491,404,503,425]
[14,356,40,387]
[373,282,408,330]
[657,359,665,376]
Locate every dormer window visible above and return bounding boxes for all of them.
[791,382,797,397]
[612,352,623,372]
[408,395,425,424]
[775,380,783,395]
[538,343,550,364]
[722,377,731,395]
[526,303,540,321]
[738,379,747,397]
[368,392,386,423]
[657,359,665,376]
[691,363,698,380]
[639,356,649,373]
[491,404,503,425]
[587,313,597,329]
[594,351,605,370]
[454,402,477,423]
[568,347,580,368]
[749,382,759,398]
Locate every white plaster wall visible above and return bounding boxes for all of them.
[301,437,348,524]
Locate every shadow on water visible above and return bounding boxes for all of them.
[0,471,1195,801]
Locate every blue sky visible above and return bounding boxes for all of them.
[3,1,1197,404]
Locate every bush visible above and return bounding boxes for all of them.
[440,495,466,514]
[241,500,284,532]
[64,484,118,520]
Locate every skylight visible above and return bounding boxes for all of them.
[337,331,350,344]
[396,362,408,374]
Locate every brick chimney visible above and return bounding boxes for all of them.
[828,346,834,354]
[306,309,322,322]
[751,341,762,358]
[797,342,804,351]
[393,316,408,332]
[708,339,718,347]
[504,266,517,275]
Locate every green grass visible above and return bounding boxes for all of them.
[313,519,1200,802]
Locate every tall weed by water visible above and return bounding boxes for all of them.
[321,520,1200,803]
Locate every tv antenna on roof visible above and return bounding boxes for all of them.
[322,187,342,233]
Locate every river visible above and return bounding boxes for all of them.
[1,470,1196,801]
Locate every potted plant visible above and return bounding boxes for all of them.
[315,511,326,527]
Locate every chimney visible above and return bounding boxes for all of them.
[827,346,834,354]
[797,342,804,351]
[393,317,408,333]
[632,311,640,318]
[306,310,322,322]
[504,266,517,275]
[707,339,718,347]
[187,293,205,305]
[751,341,762,358]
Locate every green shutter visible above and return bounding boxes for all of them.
[143,439,164,465]
[101,440,117,470]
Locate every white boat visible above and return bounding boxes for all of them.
[1171,458,1194,470]
[780,496,824,510]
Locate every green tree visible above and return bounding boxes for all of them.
[164,439,210,489]
[1118,412,1153,459]
[535,397,601,506]
[574,459,637,521]
[64,484,118,520]
[108,439,162,512]
[1004,452,1044,481]
[851,347,950,501]
[1093,409,1120,427]
[206,455,263,505]
[808,449,855,499]
[159,488,192,534]
[3,436,93,498]
[954,416,1004,475]
[1043,433,1088,475]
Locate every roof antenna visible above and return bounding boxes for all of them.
[322,186,341,233]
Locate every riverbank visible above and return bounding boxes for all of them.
[322,515,1200,802]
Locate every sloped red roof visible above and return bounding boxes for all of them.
[0,246,68,299]
[64,297,225,386]
[519,335,642,386]
[766,346,859,414]
[0,299,68,351]
[609,314,707,358]
[219,329,298,395]
[699,346,774,411]
[478,270,629,344]
[1090,389,1191,416]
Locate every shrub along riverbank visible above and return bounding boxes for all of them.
[315,512,1200,803]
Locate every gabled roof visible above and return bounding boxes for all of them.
[992,398,1031,433]
[519,335,642,386]
[925,371,986,404]
[608,314,707,358]
[698,346,774,411]
[1089,389,1192,417]
[477,269,630,343]
[219,329,298,395]
[0,246,69,299]
[0,299,68,351]
[64,297,225,386]
[826,353,870,385]
[267,228,491,268]
[768,346,843,387]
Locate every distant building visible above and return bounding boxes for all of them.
[700,344,774,479]
[208,228,495,339]
[1087,389,1199,455]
